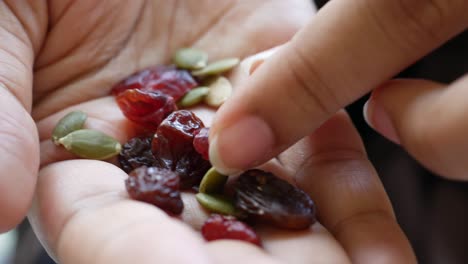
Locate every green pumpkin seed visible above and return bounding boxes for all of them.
[196,193,242,217]
[173,48,208,70]
[205,77,232,107]
[199,167,228,194]
[52,111,87,145]
[191,58,240,77]
[58,129,121,160]
[177,87,210,108]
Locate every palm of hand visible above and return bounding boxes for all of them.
[25,1,407,263]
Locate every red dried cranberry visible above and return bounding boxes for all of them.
[193,127,209,160]
[152,110,211,189]
[118,137,156,173]
[116,89,177,129]
[234,169,316,230]
[201,214,261,246]
[111,65,198,101]
[125,166,183,215]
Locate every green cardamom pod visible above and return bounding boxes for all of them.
[173,48,208,70]
[177,87,210,108]
[52,111,87,145]
[191,58,240,77]
[199,167,228,194]
[58,129,121,160]
[196,193,242,217]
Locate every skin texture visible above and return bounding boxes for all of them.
[209,0,468,180]
[3,1,415,263]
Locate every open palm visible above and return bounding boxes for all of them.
[0,1,413,263]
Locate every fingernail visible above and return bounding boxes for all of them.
[240,45,283,76]
[363,99,400,144]
[209,116,274,175]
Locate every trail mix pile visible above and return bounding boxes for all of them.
[52,48,316,246]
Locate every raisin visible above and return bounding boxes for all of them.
[116,89,177,129]
[118,137,156,173]
[201,214,261,246]
[193,127,209,160]
[125,166,183,215]
[111,65,198,101]
[234,169,316,230]
[152,110,211,189]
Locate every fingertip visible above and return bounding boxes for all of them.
[363,96,401,145]
[209,115,275,174]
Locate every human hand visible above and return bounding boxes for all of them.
[27,1,414,262]
[0,1,42,231]
[32,101,415,264]
[0,0,306,232]
[209,0,468,179]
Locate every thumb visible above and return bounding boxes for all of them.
[210,0,468,174]
[0,2,43,231]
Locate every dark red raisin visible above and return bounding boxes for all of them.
[201,214,261,246]
[111,65,198,101]
[118,137,156,173]
[193,127,209,160]
[152,110,211,189]
[234,169,316,230]
[125,166,183,215]
[116,89,177,129]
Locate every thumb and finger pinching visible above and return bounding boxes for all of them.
[209,0,468,175]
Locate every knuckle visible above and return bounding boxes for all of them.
[286,44,342,118]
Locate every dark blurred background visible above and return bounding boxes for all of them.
[8,1,468,263]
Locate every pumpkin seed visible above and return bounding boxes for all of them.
[191,58,240,77]
[196,193,243,217]
[199,167,228,194]
[205,77,232,107]
[177,87,210,108]
[58,129,121,160]
[52,111,87,145]
[173,48,208,70]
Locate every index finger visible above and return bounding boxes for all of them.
[209,0,468,174]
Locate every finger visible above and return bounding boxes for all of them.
[209,0,468,174]
[280,111,416,263]
[363,76,468,180]
[0,2,46,231]
[29,160,210,264]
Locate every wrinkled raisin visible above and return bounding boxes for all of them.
[152,110,211,189]
[125,166,183,215]
[116,89,177,129]
[193,127,209,160]
[201,214,261,246]
[111,65,198,101]
[118,137,156,173]
[234,169,316,230]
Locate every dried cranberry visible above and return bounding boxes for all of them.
[193,127,209,160]
[125,166,183,215]
[152,110,211,189]
[234,169,316,230]
[118,137,156,173]
[111,65,198,101]
[116,89,177,129]
[201,214,261,246]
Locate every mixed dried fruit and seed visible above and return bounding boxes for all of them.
[52,48,316,246]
